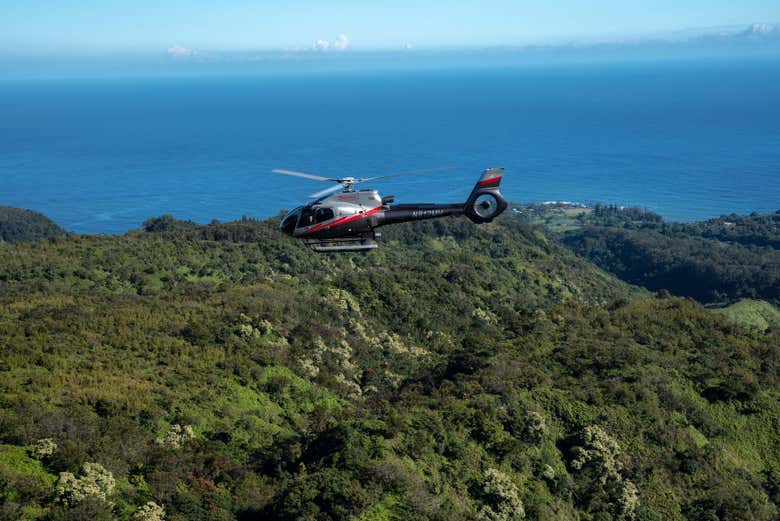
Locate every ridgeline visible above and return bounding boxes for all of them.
[0,207,66,244]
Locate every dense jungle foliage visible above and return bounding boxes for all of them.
[586,206,780,250]
[0,207,65,244]
[1,213,779,520]
[515,204,780,306]
[560,226,780,305]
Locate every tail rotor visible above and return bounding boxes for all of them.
[464,167,507,223]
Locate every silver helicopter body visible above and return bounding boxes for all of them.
[275,168,507,252]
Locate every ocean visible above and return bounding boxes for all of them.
[1,57,779,234]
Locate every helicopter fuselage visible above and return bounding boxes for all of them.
[279,168,506,251]
[281,190,465,239]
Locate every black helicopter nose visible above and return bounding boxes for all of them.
[280,212,298,235]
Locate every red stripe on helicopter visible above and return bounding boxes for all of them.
[477,176,502,187]
[301,206,383,235]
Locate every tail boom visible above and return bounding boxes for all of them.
[375,203,465,227]
[373,168,508,228]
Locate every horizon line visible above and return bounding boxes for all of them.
[1,21,778,60]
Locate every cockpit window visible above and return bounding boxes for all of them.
[315,208,334,223]
[280,209,299,235]
[299,208,316,227]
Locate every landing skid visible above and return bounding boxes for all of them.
[305,234,380,253]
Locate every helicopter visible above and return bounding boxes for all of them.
[275,167,507,252]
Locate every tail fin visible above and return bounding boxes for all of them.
[464,167,507,223]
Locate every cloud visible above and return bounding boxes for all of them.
[313,34,349,52]
[167,45,196,58]
[332,34,349,51]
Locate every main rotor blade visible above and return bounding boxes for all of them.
[308,184,345,199]
[272,169,333,182]
[362,166,458,182]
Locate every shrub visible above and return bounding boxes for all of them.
[54,462,115,507]
[155,424,195,449]
[32,438,58,460]
[133,501,165,521]
[523,412,547,444]
[477,468,525,521]
[568,426,639,520]
[570,425,623,484]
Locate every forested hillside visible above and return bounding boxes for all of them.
[1,215,778,520]
[561,227,780,305]
[0,207,66,244]
[515,205,780,306]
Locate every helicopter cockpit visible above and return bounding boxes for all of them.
[280,209,300,235]
[280,206,335,235]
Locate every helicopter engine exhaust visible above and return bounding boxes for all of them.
[464,168,507,224]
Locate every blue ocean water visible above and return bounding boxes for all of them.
[1,58,779,234]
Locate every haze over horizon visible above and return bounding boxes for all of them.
[2,0,780,59]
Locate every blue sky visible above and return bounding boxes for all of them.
[1,0,779,56]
